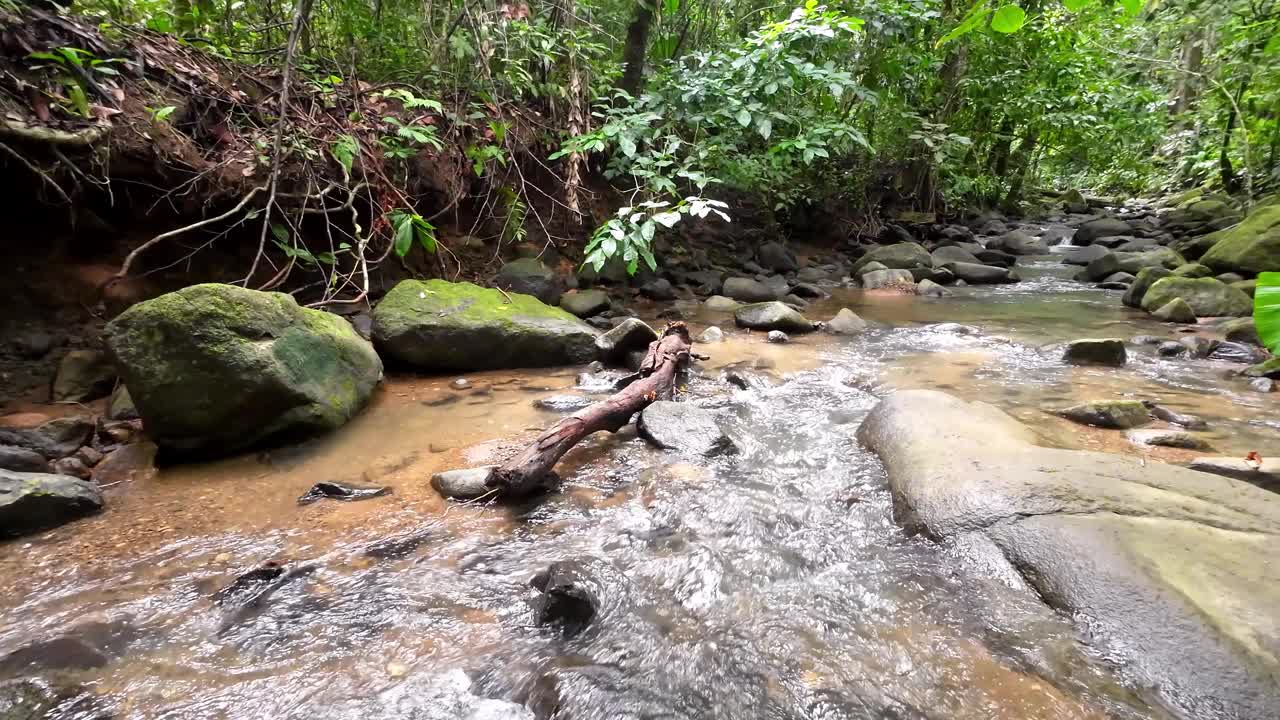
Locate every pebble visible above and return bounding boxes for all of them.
[451,378,471,390]
[767,330,790,344]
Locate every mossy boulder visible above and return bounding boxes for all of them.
[1151,297,1197,324]
[372,279,598,371]
[1172,263,1213,278]
[852,243,931,274]
[105,283,383,457]
[1199,200,1280,276]
[1140,277,1253,318]
[1123,267,1172,308]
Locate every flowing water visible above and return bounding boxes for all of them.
[2,258,1277,719]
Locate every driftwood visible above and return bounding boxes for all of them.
[487,322,694,498]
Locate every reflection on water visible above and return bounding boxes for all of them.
[1,260,1273,719]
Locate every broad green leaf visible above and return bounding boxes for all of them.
[990,4,1026,33]
[937,2,991,47]
[1117,0,1142,15]
[393,216,414,257]
[1061,0,1095,10]
[619,135,637,157]
[757,117,772,140]
[736,108,752,127]
[1256,273,1280,354]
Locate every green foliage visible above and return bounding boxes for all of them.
[389,210,437,257]
[1257,273,1280,354]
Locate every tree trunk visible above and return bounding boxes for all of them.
[618,0,656,98]
[487,323,694,497]
[1219,79,1247,195]
[988,117,1015,176]
[1003,128,1039,209]
[1171,28,1204,117]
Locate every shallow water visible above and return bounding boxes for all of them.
[1,258,1276,719]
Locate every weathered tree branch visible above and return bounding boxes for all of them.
[486,322,694,498]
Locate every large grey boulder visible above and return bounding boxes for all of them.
[857,390,1280,720]
[373,279,597,372]
[596,318,658,365]
[860,268,916,290]
[1062,338,1127,366]
[560,290,610,318]
[1122,267,1172,308]
[852,243,931,274]
[757,241,799,272]
[1075,218,1133,245]
[722,277,777,303]
[733,302,815,333]
[1140,277,1253,318]
[107,284,383,457]
[994,230,1049,256]
[1,469,104,537]
[495,258,561,305]
[637,402,735,456]
[939,262,1017,284]
[930,246,981,266]
[1060,244,1111,266]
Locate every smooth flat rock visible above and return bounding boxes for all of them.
[560,290,611,318]
[939,262,1016,284]
[596,318,658,365]
[703,295,741,312]
[637,402,735,456]
[857,390,1280,720]
[722,277,777,303]
[1060,244,1112,266]
[860,268,916,290]
[1126,428,1213,451]
[431,466,498,500]
[852,243,931,274]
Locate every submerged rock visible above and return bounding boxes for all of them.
[530,561,602,639]
[1126,429,1213,451]
[1062,338,1127,367]
[1209,341,1271,365]
[1055,400,1150,429]
[857,390,1280,720]
[638,402,735,456]
[533,394,595,413]
[373,279,597,372]
[825,308,867,335]
[0,469,103,538]
[697,326,724,344]
[734,302,815,333]
[766,330,789,344]
[108,284,383,457]
[296,481,391,505]
[1140,277,1252,318]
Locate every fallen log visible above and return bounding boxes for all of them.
[486,321,695,498]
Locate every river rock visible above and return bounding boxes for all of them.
[1172,262,1213,278]
[51,457,92,480]
[757,241,798,272]
[637,402,735,455]
[1074,218,1133,245]
[1062,338,1126,366]
[766,330,789,344]
[697,326,724,343]
[734,302,815,333]
[860,268,916,290]
[108,284,383,457]
[1122,267,1172,308]
[51,350,116,403]
[431,466,498,501]
[0,469,103,537]
[1126,429,1213,451]
[855,260,888,277]
[1189,456,1278,491]
[1140,277,1253,318]
[852,243,931,274]
[1116,247,1185,274]
[534,394,595,413]
[1061,189,1088,214]
[1209,341,1271,365]
[106,384,138,421]
[1179,335,1219,358]
[788,282,826,299]
[996,230,1049,255]
[495,258,561,305]
[940,262,1016,284]
[1151,297,1197,324]
[703,295,740,312]
[917,278,946,297]
[560,290,610,318]
[722,277,777,303]
[373,279,596,372]
[1079,252,1120,282]
[640,278,677,300]
[0,416,95,460]
[1060,244,1111,266]
[931,245,981,266]
[1055,399,1149,428]
[1250,377,1275,393]
[857,390,1280,720]
[825,308,867,335]
[595,318,658,366]
[1244,358,1280,378]
[0,445,48,473]
[1221,317,1262,347]
[1199,199,1280,276]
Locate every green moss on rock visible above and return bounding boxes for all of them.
[1199,200,1280,276]
[371,279,598,370]
[104,283,382,457]
[1140,277,1253,318]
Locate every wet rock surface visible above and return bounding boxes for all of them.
[637,402,735,456]
[733,302,815,333]
[859,390,1280,720]
[1062,338,1127,367]
[0,469,103,538]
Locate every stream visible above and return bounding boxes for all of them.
[2,256,1277,720]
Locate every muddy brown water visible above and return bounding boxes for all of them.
[1,258,1276,719]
